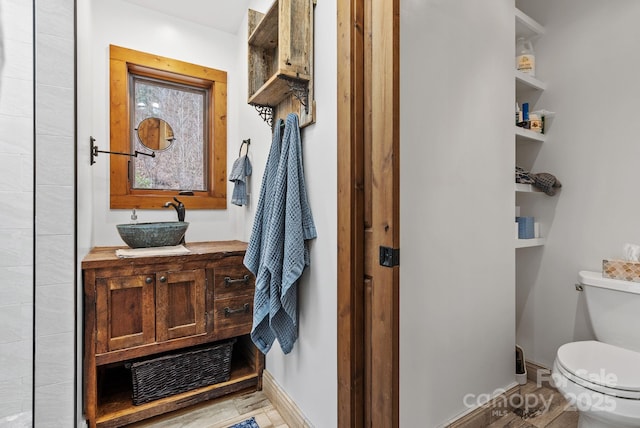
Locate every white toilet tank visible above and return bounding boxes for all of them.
[580,270,640,353]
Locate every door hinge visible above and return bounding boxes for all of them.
[379,246,400,267]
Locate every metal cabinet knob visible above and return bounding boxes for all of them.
[159,276,167,283]
[145,277,153,284]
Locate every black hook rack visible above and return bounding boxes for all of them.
[90,136,155,165]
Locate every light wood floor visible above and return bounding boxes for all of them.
[486,380,578,428]
[123,379,578,428]
[126,390,288,428]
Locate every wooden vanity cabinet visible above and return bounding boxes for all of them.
[82,241,263,428]
[94,269,206,353]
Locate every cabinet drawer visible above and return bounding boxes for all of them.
[214,265,255,299]
[213,295,253,333]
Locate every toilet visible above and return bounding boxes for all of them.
[552,271,640,427]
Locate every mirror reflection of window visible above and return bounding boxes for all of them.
[131,76,208,191]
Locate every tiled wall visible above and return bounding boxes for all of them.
[0,1,76,422]
[33,0,76,426]
[0,0,34,425]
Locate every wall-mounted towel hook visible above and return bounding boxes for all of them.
[239,139,251,157]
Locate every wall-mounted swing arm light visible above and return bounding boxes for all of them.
[89,136,155,165]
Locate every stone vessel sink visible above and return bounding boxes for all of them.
[116,222,189,248]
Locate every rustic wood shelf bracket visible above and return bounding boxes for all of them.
[253,105,274,127]
[282,77,309,114]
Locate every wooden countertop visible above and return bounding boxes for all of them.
[82,240,248,269]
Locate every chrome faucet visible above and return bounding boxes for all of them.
[164,197,186,222]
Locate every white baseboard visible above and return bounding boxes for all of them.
[262,370,314,428]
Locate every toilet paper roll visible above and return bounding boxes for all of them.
[517,217,535,239]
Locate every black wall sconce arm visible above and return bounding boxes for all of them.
[90,136,155,165]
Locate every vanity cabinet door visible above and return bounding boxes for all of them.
[95,275,156,353]
[156,269,206,342]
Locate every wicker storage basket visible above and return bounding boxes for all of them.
[129,339,235,405]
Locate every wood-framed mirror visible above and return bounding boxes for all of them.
[136,117,175,152]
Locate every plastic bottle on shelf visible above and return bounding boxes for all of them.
[516,37,535,76]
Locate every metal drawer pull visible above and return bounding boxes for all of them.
[224,275,249,287]
[224,303,250,317]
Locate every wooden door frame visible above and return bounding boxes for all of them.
[337,0,400,426]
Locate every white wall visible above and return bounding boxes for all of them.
[515,0,640,368]
[0,0,33,424]
[240,1,338,426]
[400,0,516,425]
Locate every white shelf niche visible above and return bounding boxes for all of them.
[515,183,543,193]
[515,8,547,252]
[515,70,547,91]
[515,238,546,249]
[515,127,547,143]
[515,8,545,40]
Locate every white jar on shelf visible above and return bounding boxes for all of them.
[516,37,535,76]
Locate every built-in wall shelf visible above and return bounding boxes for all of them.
[514,8,549,253]
[515,8,545,39]
[515,70,547,92]
[516,127,547,143]
[515,238,546,249]
[515,183,543,193]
